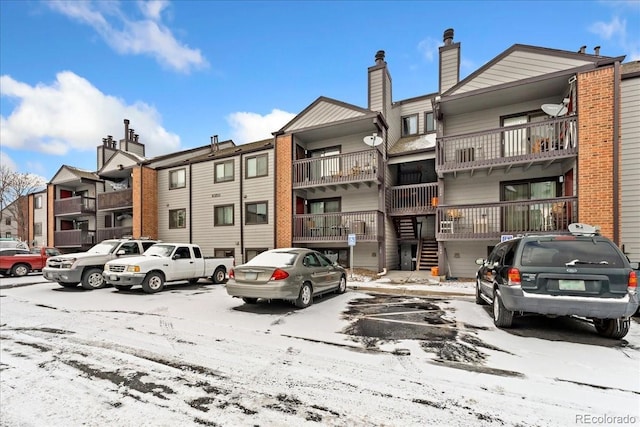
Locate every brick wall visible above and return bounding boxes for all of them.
[577,66,619,239]
[275,134,293,247]
[132,166,158,239]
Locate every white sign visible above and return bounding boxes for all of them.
[500,235,514,242]
[347,234,356,246]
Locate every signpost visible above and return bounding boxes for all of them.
[347,233,356,279]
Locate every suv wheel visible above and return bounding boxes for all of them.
[475,278,487,305]
[492,290,513,328]
[81,268,105,290]
[593,318,630,339]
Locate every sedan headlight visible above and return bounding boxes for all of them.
[126,265,141,273]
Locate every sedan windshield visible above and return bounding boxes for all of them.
[244,251,298,267]
[87,241,121,255]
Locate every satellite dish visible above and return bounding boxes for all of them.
[363,134,383,147]
[541,104,568,117]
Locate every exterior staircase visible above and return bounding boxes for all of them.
[417,239,438,271]
[395,217,417,240]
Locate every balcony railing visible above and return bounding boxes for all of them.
[98,189,133,211]
[436,197,577,240]
[293,210,383,243]
[293,150,383,189]
[96,226,133,242]
[54,196,96,216]
[388,183,438,216]
[54,229,96,247]
[436,116,578,175]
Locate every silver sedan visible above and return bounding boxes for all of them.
[226,248,347,308]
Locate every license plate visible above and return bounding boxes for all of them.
[245,272,257,280]
[110,275,118,281]
[559,279,585,291]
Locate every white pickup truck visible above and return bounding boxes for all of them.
[103,243,234,293]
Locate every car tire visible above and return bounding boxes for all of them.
[188,278,200,285]
[295,282,313,309]
[142,272,164,294]
[81,268,105,290]
[114,285,132,291]
[335,275,347,294]
[59,282,78,288]
[212,267,227,284]
[593,318,630,339]
[475,279,487,305]
[11,263,30,277]
[493,290,513,328]
[242,297,258,304]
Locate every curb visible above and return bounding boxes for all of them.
[348,285,474,298]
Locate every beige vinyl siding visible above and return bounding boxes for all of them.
[452,51,592,95]
[399,99,432,135]
[369,68,384,113]
[385,217,399,270]
[286,102,366,132]
[440,48,459,92]
[101,152,138,174]
[157,167,190,243]
[444,241,490,278]
[242,150,275,258]
[386,105,401,146]
[621,75,640,261]
[51,168,82,184]
[33,193,48,246]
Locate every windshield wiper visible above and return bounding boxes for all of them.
[566,259,609,266]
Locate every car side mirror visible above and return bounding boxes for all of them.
[172,254,181,260]
[116,249,126,256]
[475,257,485,265]
[630,261,640,270]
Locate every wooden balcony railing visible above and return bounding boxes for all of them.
[436,116,578,174]
[98,189,133,211]
[292,150,383,189]
[436,197,577,240]
[54,229,96,247]
[96,226,133,242]
[388,183,438,216]
[293,210,383,243]
[54,196,96,216]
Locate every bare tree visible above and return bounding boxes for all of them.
[0,165,46,241]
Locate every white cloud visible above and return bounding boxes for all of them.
[0,71,180,157]
[0,151,18,171]
[589,12,640,60]
[226,109,296,144]
[47,0,207,73]
[589,16,625,40]
[417,37,441,62]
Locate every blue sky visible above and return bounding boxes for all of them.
[1,0,639,182]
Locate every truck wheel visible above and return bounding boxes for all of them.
[114,285,132,291]
[142,272,164,294]
[212,267,227,284]
[59,282,78,288]
[594,318,630,339]
[242,297,258,304]
[11,263,30,277]
[295,282,313,308]
[492,290,513,328]
[81,268,105,290]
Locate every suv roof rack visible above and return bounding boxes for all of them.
[568,223,599,236]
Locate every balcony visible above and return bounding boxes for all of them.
[436,197,577,240]
[98,189,133,211]
[54,196,96,216]
[96,226,133,242]
[436,116,577,176]
[388,183,438,216]
[293,210,383,243]
[54,229,96,248]
[293,150,383,191]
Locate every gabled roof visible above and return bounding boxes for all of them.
[278,96,376,133]
[98,150,146,175]
[445,44,621,96]
[49,165,101,185]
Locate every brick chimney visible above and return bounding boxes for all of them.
[439,28,460,93]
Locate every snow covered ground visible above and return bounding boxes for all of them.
[1,276,639,426]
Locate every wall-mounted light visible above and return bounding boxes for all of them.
[559,175,564,183]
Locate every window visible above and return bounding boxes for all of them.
[169,209,186,229]
[401,114,418,136]
[193,246,203,258]
[215,160,234,183]
[104,215,112,228]
[174,246,191,259]
[35,196,43,209]
[246,202,268,224]
[425,112,435,133]
[501,178,561,232]
[214,205,234,226]
[119,242,141,255]
[169,169,186,190]
[34,223,42,236]
[5,218,11,225]
[309,147,340,179]
[246,154,268,178]
[5,232,11,238]
[215,248,235,258]
[245,248,267,263]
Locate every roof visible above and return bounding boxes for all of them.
[156,138,274,169]
[389,134,436,156]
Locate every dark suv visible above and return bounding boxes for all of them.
[475,224,638,339]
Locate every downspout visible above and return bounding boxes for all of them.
[139,168,143,238]
[613,61,620,245]
[239,155,244,261]
[189,163,193,243]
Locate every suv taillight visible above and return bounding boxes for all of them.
[229,269,235,279]
[270,269,289,281]
[629,271,637,294]
[508,268,521,286]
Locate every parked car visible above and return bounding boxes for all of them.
[0,247,61,277]
[0,238,29,251]
[103,243,234,293]
[226,248,347,308]
[475,223,638,339]
[43,238,158,290]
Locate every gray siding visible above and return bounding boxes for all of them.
[287,102,365,132]
[157,167,190,243]
[242,150,275,259]
[369,68,384,113]
[440,48,459,93]
[621,75,640,261]
[452,51,592,95]
[33,193,48,246]
[444,241,490,278]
